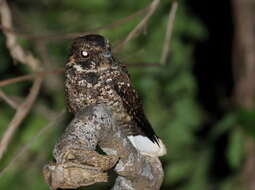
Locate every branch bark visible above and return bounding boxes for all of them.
[232,0,255,189]
[232,0,255,108]
[43,105,163,190]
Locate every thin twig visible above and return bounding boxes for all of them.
[0,68,64,87]
[160,0,178,65]
[0,110,66,178]
[0,90,19,109]
[126,62,161,67]
[0,78,43,159]
[113,0,161,52]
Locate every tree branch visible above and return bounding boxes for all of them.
[43,105,163,190]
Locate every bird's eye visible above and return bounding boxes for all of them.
[81,50,89,58]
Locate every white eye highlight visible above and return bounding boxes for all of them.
[81,50,89,57]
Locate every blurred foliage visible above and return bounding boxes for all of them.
[0,0,250,190]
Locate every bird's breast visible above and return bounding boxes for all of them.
[65,67,129,121]
[65,68,100,112]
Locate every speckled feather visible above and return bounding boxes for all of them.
[65,34,159,144]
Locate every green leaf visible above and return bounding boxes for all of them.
[237,108,255,137]
[226,129,244,169]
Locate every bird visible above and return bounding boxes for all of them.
[65,34,166,157]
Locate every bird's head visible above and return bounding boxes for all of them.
[68,34,113,71]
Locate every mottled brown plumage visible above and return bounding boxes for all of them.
[65,34,159,145]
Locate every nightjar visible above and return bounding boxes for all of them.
[65,34,166,157]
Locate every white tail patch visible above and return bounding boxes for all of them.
[127,135,167,157]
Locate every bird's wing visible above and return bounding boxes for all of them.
[112,66,159,145]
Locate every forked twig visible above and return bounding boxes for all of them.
[0,78,42,159]
[113,0,161,52]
